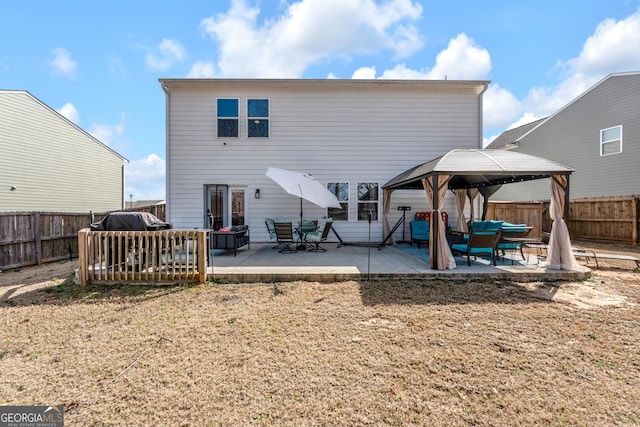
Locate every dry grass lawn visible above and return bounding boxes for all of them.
[1,246,639,426]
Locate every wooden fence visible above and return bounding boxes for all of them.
[76,229,207,287]
[0,205,167,271]
[487,195,640,244]
[0,212,93,270]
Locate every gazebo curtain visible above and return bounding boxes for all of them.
[422,176,456,270]
[547,175,581,270]
[454,189,468,232]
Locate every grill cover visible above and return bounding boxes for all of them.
[91,212,172,231]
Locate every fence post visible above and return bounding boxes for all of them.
[77,228,88,288]
[33,212,41,265]
[198,231,207,284]
[633,197,638,245]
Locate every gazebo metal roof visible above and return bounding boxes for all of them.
[383,149,574,190]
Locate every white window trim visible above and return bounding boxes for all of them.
[216,97,240,139]
[600,125,622,156]
[247,98,270,138]
[356,181,380,222]
[327,182,349,222]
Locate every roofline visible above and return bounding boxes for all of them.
[158,78,490,93]
[517,71,640,142]
[1,90,129,163]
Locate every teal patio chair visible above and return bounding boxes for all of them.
[451,229,501,266]
[303,218,333,252]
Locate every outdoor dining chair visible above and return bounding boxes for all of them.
[274,222,297,253]
[450,229,501,266]
[303,218,333,252]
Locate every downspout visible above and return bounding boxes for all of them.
[121,162,125,210]
[161,81,171,222]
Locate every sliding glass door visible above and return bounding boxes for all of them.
[205,185,246,229]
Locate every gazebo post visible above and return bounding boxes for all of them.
[431,175,440,270]
[564,174,571,225]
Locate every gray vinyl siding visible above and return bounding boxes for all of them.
[0,91,126,212]
[493,73,640,202]
[164,79,487,242]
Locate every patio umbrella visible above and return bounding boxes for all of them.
[265,167,341,226]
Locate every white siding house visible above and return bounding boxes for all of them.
[160,79,489,242]
[0,90,127,212]
[489,72,640,201]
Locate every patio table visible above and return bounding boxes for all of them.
[502,237,543,265]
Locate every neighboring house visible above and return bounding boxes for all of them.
[128,200,165,210]
[0,90,127,213]
[488,71,640,201]
[485,117,546,150]
[159,78,489,242]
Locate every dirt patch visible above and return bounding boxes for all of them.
[1,248,639,426]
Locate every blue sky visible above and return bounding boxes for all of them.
[2,0,640,202]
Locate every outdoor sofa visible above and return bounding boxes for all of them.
[468,220,532,261]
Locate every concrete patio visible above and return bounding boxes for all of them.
[207,242,591,283]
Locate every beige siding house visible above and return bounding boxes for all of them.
[489,72,640,201]
[160,79,488,242]
[0,90,127,213]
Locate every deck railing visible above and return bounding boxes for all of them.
[77,229,208,287]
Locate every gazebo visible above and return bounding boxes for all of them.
[382,149,580,271]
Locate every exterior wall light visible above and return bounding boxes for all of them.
[255,189,260,199]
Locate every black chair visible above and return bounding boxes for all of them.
[274,222,297,253]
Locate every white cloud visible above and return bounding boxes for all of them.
[351,66,377,79]
[146,38,186,71]
[483,9,640,137]
[426,33,491,80]
[569,10,640,76]
[482,83,521,130]
[49,48,77,78]
[125,154,166,200]
[520,9,640,123]
[350,10,640,139]
[379,63,428,79]
[57,102,80,124]
[199,0,423,77]
[187,61,216,77]
[354,33,491,80]
[89,113,126,146]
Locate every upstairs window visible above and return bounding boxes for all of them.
[217,98,238,138]
[600,125,622,156]
[248,99,269,137]
[357,182,379,221]
[327,182,349,221]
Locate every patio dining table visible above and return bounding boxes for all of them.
[295,220,318,250]
[501,236,544,265]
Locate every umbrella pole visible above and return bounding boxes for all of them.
[297,198,306,250]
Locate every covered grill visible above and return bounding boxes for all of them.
[90,212,172,270]
[91,211,172,231]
